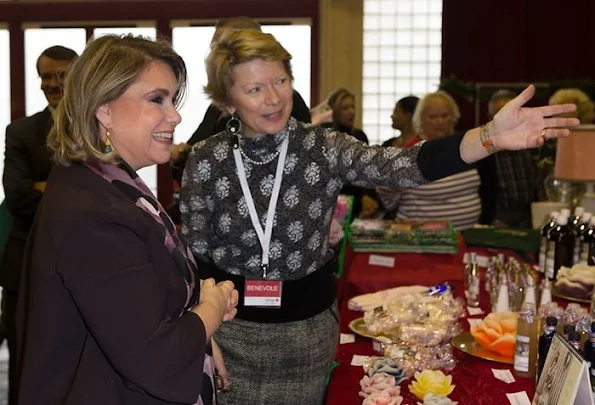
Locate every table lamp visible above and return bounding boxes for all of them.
[554,125,595,213]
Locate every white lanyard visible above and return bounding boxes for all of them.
[233,137,289,279]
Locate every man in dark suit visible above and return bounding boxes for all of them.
[2,45,78,404]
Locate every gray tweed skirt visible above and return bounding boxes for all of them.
[215,302,339,405]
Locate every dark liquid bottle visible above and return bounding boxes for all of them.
[571,206,585,230]
[582,217,595,266]
[568,331,584,357]
[574,213,592,264]
[545,215,574,281]
[583,322,595,389]
[539,212,559,274]
[563,324,575,341]
[537,316,558,381]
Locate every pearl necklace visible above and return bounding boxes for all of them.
[239,147,282,166]
[236,135,283,166]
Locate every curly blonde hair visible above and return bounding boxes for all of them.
[49,34,187,166]
[549,88,595,124]
[204,29,293,109]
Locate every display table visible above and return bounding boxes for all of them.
[327,240,540,405]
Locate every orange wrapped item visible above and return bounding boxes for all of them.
[470,311,518,357]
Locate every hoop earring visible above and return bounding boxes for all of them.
[226,114,242,135]
[104,128,113,153]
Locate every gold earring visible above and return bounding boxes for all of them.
[104,128,113,153]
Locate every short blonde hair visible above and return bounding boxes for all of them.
[549,88,595,124]
[204,29,293,109]
[49,34,187,166]
[412,90,460,135]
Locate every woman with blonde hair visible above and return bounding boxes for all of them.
[181,29,578,404]
[549,88,595,124]
[18,34,238,405]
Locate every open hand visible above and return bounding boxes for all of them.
[491,85,580,151]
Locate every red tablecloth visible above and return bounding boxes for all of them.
[327,241,538,405]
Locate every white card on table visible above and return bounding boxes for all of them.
[340,333,355,344]
[351,355,370,367]
[368,255,395,268]
[506,391,531,405]
[492,369,515,384]
[467,306,485,316]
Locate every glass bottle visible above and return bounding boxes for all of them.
[465,252,480,307]
[581,217,595,266]
[514,302,538,378]
[539,212,558,274]
[568,331,584,357]
[574,212,592,264]
[584,322,595,389]
[537,316,558,381]
[545,215,573,281]
[494,272,509,312]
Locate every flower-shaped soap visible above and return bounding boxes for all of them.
[408,370,455,400]
[359,373,400,398]
[418,393,458,405]
[470,311,517,357]
[362,390,404,405]
[367,358,408,385]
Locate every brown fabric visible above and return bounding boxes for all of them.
[18,163,209,405]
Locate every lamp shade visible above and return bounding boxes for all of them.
[554,125,595,181]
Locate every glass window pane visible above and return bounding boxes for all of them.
[363,0,442,145]
[172,26,216,146]
[24,28,86,116]
[263,24,311,109]
[94,27,157,194]
[0,29,10,200]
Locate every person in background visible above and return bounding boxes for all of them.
[180,28,578,405]
[321,88,377,218]
[170,17,311,183]
[548,88,595,124]
[489,89,537,228]
[383,95,420,148]
[2,45,78,405]
[17,35,238,405]
[377,90,495,230]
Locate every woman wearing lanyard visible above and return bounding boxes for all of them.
[180,29,579,404]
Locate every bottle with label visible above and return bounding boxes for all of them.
[514,302,538,378]
[537,316,558,381]
[584,322,595,389]
[545,215,574,281]
[539,211,559,274]
[580,217,595,265]
[573,212,592,264]
[465,252,480,307]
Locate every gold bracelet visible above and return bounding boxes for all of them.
[480,121,496,154]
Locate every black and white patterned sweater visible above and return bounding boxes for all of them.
[180,117,470,281]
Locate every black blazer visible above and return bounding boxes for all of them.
[17,163,209,405]
[1,108,53,290]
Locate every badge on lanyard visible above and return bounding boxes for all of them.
[244,279,283,307]
[233,136,289,308]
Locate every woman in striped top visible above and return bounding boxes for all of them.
[377,91,483,230]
